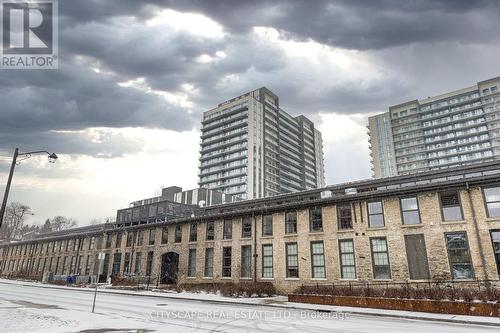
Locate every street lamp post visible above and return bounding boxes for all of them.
[0,148,58,228]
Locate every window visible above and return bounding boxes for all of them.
[484,186,500,217]
[339,240,356,279]
[490,230,500,275]
[404,234,430,280]
[206,221,214,240]
[223,219,232,239]
[188,249,196,277]
[89,236,95,250]
[370,238,391,279]
[189,223,197,242]
[146,251,154,276]
[401,197,420,225]
[115,232,122,250]
[285,211,297,234]
[309,207,323,232]
[134,252,142,274]
[241,245,252,278]
[222,247,232,277]
[112,253,121,276]
[337,204,353,229]
[286,243,299,278]
[262,215,273,236]
[445,232,474,279]
[106,234,112,248]
[124,253,131,274]
[310,241,325,279]
[73,257,80,274]
[61,257,66,275]
[126,232,133,247]
[204,248,214,277]
[440,191,463,221]
[161,227,168,244]
[136,231,143,246]
[368,201,385,228]
[262,244,273,278]
[175,224,182,243]
[149,229,155,245]
[84,256,90,275]
[241,217,252,238]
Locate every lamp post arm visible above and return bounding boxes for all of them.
[0,148,19,228]
[18,150,51,157]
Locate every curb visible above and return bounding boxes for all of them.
[1,280,499,327]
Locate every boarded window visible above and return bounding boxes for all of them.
[404,234,430,279]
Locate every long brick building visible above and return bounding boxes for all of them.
[1,162,500,292]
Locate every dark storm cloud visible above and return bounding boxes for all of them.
[58,1,500,49]
[2,0,500,160]
[160,0,500,50]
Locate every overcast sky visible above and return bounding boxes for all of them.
[1,0,500,226]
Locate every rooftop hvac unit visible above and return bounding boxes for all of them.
[320,190,332,199]
[345,188,358,195]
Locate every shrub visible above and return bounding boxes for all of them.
[294,283,499,303]
[175,282,276,297]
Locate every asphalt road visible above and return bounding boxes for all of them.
[0,282,497,333]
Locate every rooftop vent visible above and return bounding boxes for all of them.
[345,188,358,195]
[320,190,332,199]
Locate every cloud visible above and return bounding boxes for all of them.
[1,0,500,225]
[161,0,500,49]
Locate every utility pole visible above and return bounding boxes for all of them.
[0,148,18,228]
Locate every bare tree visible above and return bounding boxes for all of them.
[89,218,102,226]
[0,202,31,241]
[49,216,77,231]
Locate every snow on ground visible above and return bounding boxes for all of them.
[0,279,499,332]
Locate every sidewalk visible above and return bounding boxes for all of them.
[1,278,498,327]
